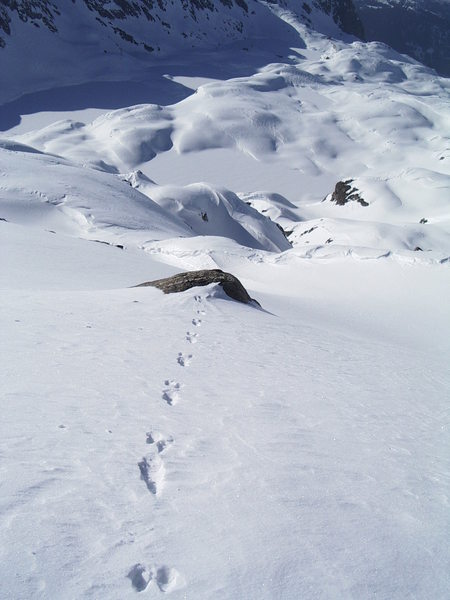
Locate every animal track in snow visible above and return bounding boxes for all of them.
[194,297,206,314]
[177,352,192,367]
[138,453,165,495]
[127,564,182,593]
[162,380,181,406]
[146,431,173,454]
[127,563,152,592]
[155,566,182,593]
[186,331,198,344]
[192,318,202,327]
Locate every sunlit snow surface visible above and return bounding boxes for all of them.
[1,5,450,600]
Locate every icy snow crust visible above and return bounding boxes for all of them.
[1,2,450,599]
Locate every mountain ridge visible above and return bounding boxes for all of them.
[0,0,364,53]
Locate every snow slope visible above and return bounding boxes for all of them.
[1,2,449,599]
[2,221,450,599]
[0,0,363,108]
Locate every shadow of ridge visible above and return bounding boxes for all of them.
[0,5,308,132]
[0,77,193,132]
[0,4,309,132]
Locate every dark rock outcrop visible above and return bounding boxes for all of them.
[0,0,250,49]
[135,268,258,305]
[0,0,59,47]
[329,179,368,207]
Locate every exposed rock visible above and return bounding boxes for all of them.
[135,269,259,305]
[329,179,368,207]
[300,226,317,236]
[0,0,59,47]
[91,239,124,249]
[271,221,292,245]
[0,0,250,49]
[0,0,362,54]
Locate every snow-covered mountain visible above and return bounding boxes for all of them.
[0,0,364,54]
[0,0,367,105]
[353,0,450,76]
[1,1,449,599]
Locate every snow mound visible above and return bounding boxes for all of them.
[126,171,291,253]
[0,146,290,253]
[0,146,188,242]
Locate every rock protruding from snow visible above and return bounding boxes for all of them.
[329,180,368,207]
[135,269,258,304]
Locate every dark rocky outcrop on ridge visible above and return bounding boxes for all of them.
[329,179,368,207]
[135,269,258,305]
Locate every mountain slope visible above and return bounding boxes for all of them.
[0,0,366,104]
[353,0,450,76]
[2,221,449,599]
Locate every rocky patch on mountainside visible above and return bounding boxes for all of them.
[328,180,368,207]
[0,0,59,47]
[0,0,250,49]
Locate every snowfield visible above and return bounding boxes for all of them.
[2,226,449,599]
[1,1,449,598]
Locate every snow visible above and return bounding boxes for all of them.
[1,1,449,598]
[2,247,449,598]
[8,36,449,256]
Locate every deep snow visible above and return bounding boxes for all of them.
[2,226,449,598]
